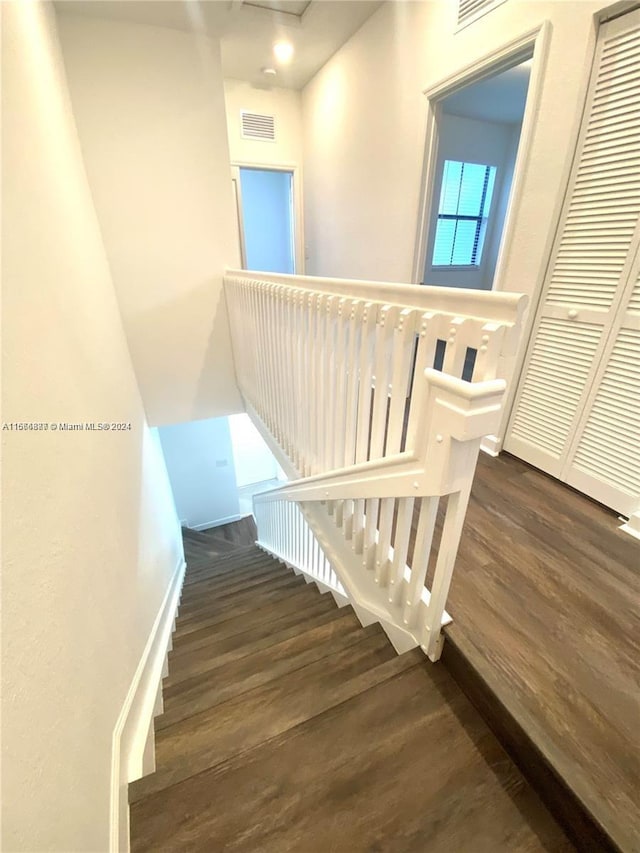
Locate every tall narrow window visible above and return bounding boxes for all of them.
[432,160,497,267]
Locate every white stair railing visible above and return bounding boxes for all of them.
[225,269,527,660]
[254,498,345,596]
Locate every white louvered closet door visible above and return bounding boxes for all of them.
[505,8,640,516]
[565,257,640,516]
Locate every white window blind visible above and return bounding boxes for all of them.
[432,160,496,266]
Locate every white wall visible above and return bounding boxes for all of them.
[224,78,303,166]
[301,0,602,439]
[1,4,183,850]
[423,113,522,291]
[56,12,243,427]
[302,0,600,289]
[224,79,305,272]
[159,418,241,530]
[229,413,280,487]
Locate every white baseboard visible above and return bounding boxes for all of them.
[109,555,186,853]
[481,434,502,456]
[619,512,640,541]
[191,513,245,531]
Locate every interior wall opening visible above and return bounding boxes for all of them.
[418,53,533,292]
[232,165,296,274]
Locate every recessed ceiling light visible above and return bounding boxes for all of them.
[262,67,278,76]
[273,41,294,64]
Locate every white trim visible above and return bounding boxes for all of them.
[480,434,502,456]
[412,21,551,290]
[256,538,419,654]
[190,513,246,531]
[109,556,186,853]
[619,511,640,541]
[497,17,599,441]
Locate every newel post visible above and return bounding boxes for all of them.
[419,369,507,661]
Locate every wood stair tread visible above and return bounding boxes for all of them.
[176,561,284,603]
[168,585,337,656]
[182,550,272,584]
[157,613,377,729]
[172,579,317,645]
[131,648,571,852]
[130,521,575,852]
[182,555,274,583]
[175,573,306,628]
[130,629,396,803]
[165,595,344,678]
[443,625,619,851]
[182,527,239,547]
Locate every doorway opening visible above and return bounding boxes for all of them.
[232,165,296,274]
[413,25,549,293]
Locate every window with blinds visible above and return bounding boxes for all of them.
[432,160,497,267]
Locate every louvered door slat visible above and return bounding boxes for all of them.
[568,329,640,504]
[506,9,640,514]
[508,319,602,469]
[629,270,640,313]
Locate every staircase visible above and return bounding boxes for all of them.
[129,526,572,852]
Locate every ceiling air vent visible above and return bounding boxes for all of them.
[241,111,276,141]
[457,0,507,29]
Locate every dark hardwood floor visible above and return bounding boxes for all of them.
[129,527,572,852]
[436,453,640,852]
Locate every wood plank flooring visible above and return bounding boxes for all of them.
[130,528,572,852]
[437,453,640,852]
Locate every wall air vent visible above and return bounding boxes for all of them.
[457,0,507,29]
[241,111,276,141]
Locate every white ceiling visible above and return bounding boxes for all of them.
[442,60,532,125]
[54,0,383,90]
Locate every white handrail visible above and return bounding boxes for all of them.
[225,269,527,660]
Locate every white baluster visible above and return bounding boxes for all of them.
[386,309,417,455]
[344,498,354,540]
[403,312,441,453]
[388,496,415,604]
[441,316,468,380]
[332,298,348,470]
[403,496,439,627]
[472,322,505,382]
[422,482,472,661]
[363,497,379,572]
[352,498,365,553]
[374,497,395,586]
[354,303,377,464]
[369,305,397,460]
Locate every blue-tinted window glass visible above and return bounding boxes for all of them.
[433,160,497,267]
